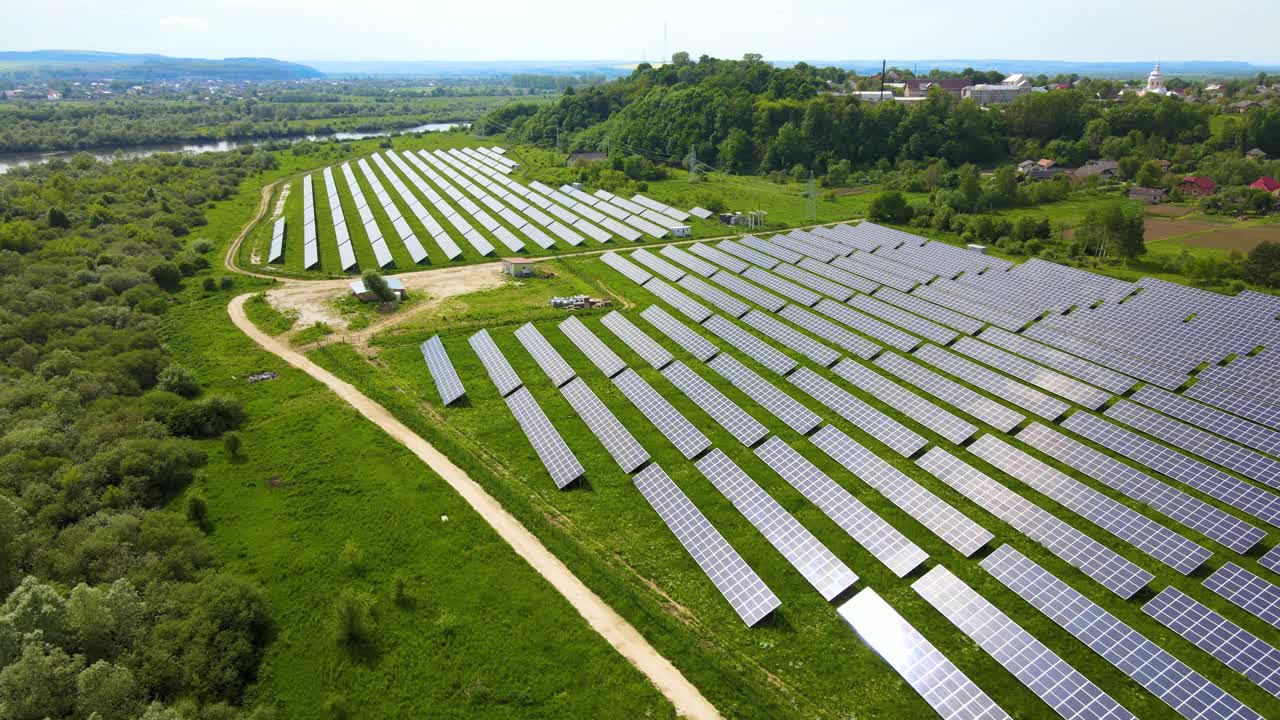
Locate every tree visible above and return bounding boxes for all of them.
[47,207,70,228]
[187,496,210,530]
[76,661,142,720]
[149,262,181,291]
[361,271,395,302]
[157,363,200,398]
[222,431,242,458]
[1245,241,1280,287]
[868,190,912,224]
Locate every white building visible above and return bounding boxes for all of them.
[962,76,1032,105]
[1138,63,1169,96]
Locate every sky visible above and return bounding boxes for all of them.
[4,0,1279,65]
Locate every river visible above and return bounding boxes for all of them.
[0,121,468,174]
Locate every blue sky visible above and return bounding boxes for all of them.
[5,0,1279,64]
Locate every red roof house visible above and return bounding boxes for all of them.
[1250,176,1280,195]
[1180,176,1217,197]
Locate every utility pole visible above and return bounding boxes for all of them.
[880,59,887,102]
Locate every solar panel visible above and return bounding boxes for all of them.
[982,545,1262,720]
[717,240,780,269]
[816,299,921,352]
[796,257,881,294]
[1204,563,1280,631]
[660,245,718,277]
[707,354,821,435]
[978,327,1138,395]
[969,433,1212,575]
[873,287,986,335]
[706,272,787,313]
[559,377,649,473]
[689,243,750,273]
[952,337,1113,410]
[913,566,1137,720]
[779,305,882,359]
[1105,400,1280,489]
[739,310,840,367]
[696,449,857,600]
[677,275,751,318]
[633,463,780,626]
[601,311,673,369]
[640,305,718,361]
[1018,422,1264,553]
[756,437,927,577]
[702,315,797,376]
[1261,546,1280,574]
[851,294,959,346]
[512,322,576,388]
[662,361,768,446]
[613,368,710,459]
[874,352,1025,433]
[740,235,804,264]
[630,249,685,282]
[790,369,927,457]
[832,359,978,444]
[505,386,584,489]
[646,279,713,323]
[917,448,1152,598]
[812,425,992,555]
[1130,385,1280,458]
[601,252,653,285]
[914,344,1069,421]
[469,329,522,397]
[558,316,627,378]
[420,335,466,405]
[838,588,1011,720]
[743,267,822,306]
[1143,586,1280,700]
[771,263,855,301]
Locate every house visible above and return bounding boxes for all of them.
[1250,177,1280,196]
[903,78,970,98]
[566,152,607,166]
[1154,159,1172,172]
[349,277,405,302]
[1205,83,1224,96]
[46,90,62,101]
[1246,148,1269,160]
[1180,176,1218,197]
[1017,160,1037,175]
[502,257,537,277]
[962,82,1032,105]
[1037,158,1057,170]
[1070,159,1120,182]
[1230,100,1261,113]
[1129,187,1169,204]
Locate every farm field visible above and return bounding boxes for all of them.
[296,240,1280,719]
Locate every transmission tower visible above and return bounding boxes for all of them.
[687,145,699,182]
[804,171,817,223]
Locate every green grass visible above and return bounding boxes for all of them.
[309,253,1280,719]
[243,292,297,335]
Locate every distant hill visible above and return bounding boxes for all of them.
[0,50,324,82]
[305,59,630,78]
[793,59,1280,79]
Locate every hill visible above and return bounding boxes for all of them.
[0,49,324,82]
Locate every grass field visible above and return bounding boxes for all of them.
[299,252,1280,719]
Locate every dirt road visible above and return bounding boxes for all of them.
[227,293,722,720]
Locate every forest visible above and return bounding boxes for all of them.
[0,149,280,719]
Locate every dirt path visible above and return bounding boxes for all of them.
[226,181,284,281]
[226,293,721,719]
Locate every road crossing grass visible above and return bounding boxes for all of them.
[306,253,1280,719]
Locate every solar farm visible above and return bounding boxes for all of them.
[253,144,713,274]
[339,220,1280,718]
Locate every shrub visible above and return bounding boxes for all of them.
[157,363,200,398]
[222,431,242,458]
[186,496,209,530]
[334,589,374,645]
[202,277,217,291]
[339,540,364,575]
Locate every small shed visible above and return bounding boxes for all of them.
[503,257,537,278]
[350,277,405,302]
[1129,187,1169,204]
[1247,147,1269,160]
[670,226,692,238]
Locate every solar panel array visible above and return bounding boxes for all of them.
[951,337,1113,410]
[707,272,787,313]
[969,433,1211,575]
[756,436,927,577]
[677,275,751,318]
[982,545,1262,720]
[300,174,319,269]
[703,315,798,376]
[696,449,858,600]
[778,305,882,359]
[420,335,466,405]
[634,463,781,626]
[601,251,653,285]
[559,316,627,378]
[601,311,673,369]
[790,368,927,456]
[647,279,713,323]
[874,352,1025,432]
[469,328,522,397]
[504,386,584,489]
[268,217,286,263]
[631,249,686,282]
[838,588,1012,720]
[1142,586,1280,700]
[850,293,959,346]
[717,239,780,269]
[740,310,841,367]
[559,377,649,473]
[514,322,575,387]
[663,361,768,446]
[743,267,822,306]
[1130,385,1280,458]
[915,344,1069,421]
[661,245,718,277]
[707,354,822,435]
[812,426,993,556]
[688,242,750,273]
[816,299,922,352]
[640,305,719,361]
[613,368,710,459]
[913,566,1137,720]
[831,359,978,444]
[917,448,1153,598]
[1016,422,1265,554]
[873,287,985,335]
[1204,564,1280,631]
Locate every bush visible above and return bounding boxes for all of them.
[868,190,912,224]
[157,363,200,398]
[219,276,234,290]
[186,496,209,530]
[339,540,364,575]
[334,589,374,646]
[222,431,242,457]
[202,277,217,291]
[149,262,181,291]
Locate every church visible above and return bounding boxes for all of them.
[1137,63,1170,96]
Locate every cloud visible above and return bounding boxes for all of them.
[160,16,210,32]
